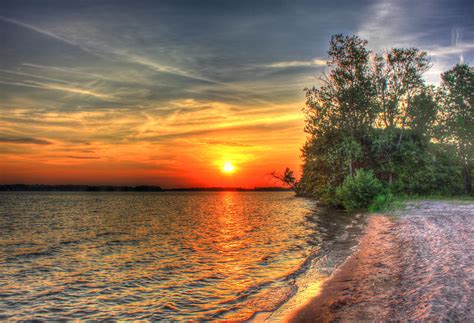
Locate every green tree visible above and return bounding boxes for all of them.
[370,48,431,184]
[303,34,376,180]
[407,86,438,137]
[373,48,431,130]
[298,34,470,208]
[438,64,474,194]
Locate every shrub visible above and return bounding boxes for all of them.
[336,169,383,210]
[368,193,394,212]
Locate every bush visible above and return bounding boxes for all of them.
[336,169,383,210]
[368,193,394,212]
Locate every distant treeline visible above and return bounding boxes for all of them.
[0,184,291,192]
[0,184,164,192]
[166,187,291,192]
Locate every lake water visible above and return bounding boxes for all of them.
[0,192,365,320]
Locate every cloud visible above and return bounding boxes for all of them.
[356,0,474,84]
[64,155,100,160]
[0,69,74,85]
[41,83,111,99]
[0,79,112,99]
[423,29,473,65]
[124,54,219,84]
[357,0,427,50]
[1,0,471,186]
[1,15,214,90]
[19,63,125,85]
[428,43,474,58]
[0,137,52,145]
[197,139,253,147]
[264,58,327,68]
[0,15,93,54]
[136,114,302,143]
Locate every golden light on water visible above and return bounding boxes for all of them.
[223,162,235,174]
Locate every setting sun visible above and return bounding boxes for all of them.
[223,162,235,174]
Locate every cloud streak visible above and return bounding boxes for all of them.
[0,79,112,99]
[0,0,472,186]
[0,137,52,145]
[0,15,95,55]
[264,58,327,68]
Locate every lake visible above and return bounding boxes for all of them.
[0,191,365,320]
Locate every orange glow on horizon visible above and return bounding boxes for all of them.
[0,102,305,188]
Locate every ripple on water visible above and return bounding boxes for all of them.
[0,191,365,320]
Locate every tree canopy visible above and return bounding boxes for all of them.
[293,35,473,209]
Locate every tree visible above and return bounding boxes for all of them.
[373,48,431,134]
[406,86,438,137]
[303,34,376,181]
[438,64,474,194]
[269,168,299,191]
[298,34,471,208]
[371,48,431,184]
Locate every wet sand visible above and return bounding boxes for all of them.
[288,201,474,322]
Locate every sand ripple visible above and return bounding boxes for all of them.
[289,201,473,321]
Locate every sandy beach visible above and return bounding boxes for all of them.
[288,201,473,322]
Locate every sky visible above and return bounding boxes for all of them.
[0,0,473,187]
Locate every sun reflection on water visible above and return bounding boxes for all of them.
[0,192,364,320]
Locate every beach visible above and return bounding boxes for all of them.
[287,201,473,321]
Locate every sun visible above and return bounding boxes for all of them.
[222,162,235,174]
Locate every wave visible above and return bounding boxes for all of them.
[217,214,367,320]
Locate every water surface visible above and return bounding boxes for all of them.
[0,192,364,320]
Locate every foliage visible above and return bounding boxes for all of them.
[407,86,438,137]
[269,167,299,191]
[336,169,383,210]
[368,193,394,212]
[304,35,377,138]
[292,35,473,210]
[373,48,431,129]
[437,64,474,194]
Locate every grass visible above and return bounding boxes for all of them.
[368,194,474,213]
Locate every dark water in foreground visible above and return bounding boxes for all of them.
[0,192,365,320]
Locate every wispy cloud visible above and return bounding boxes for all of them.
[0,137,52,145]
[41,83,111,99]
[264,58,327,68]
[197,139,253,147]
[0,79,112,99]
[357,0,473,84]
[428,42,474,58]
[63,155,100,160]
[1,16,214,87]
[21,63,115,83]
[357,0,427,50]
[1,0,471,186]
[124,54,219,84]
[0,69,74,85]
[135,113,302,143]
[0,15,94,54]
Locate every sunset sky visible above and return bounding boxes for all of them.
[1,0,472,187]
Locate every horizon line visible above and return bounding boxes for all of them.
[0,184,291,192]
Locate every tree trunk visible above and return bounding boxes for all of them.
[388,173,393,186]
[349,160,353,177]
[463,162,472,195]
[397,132,403,147]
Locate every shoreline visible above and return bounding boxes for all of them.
[282,200,473,321]
[251,213,368,322]
[287,215,399,321]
